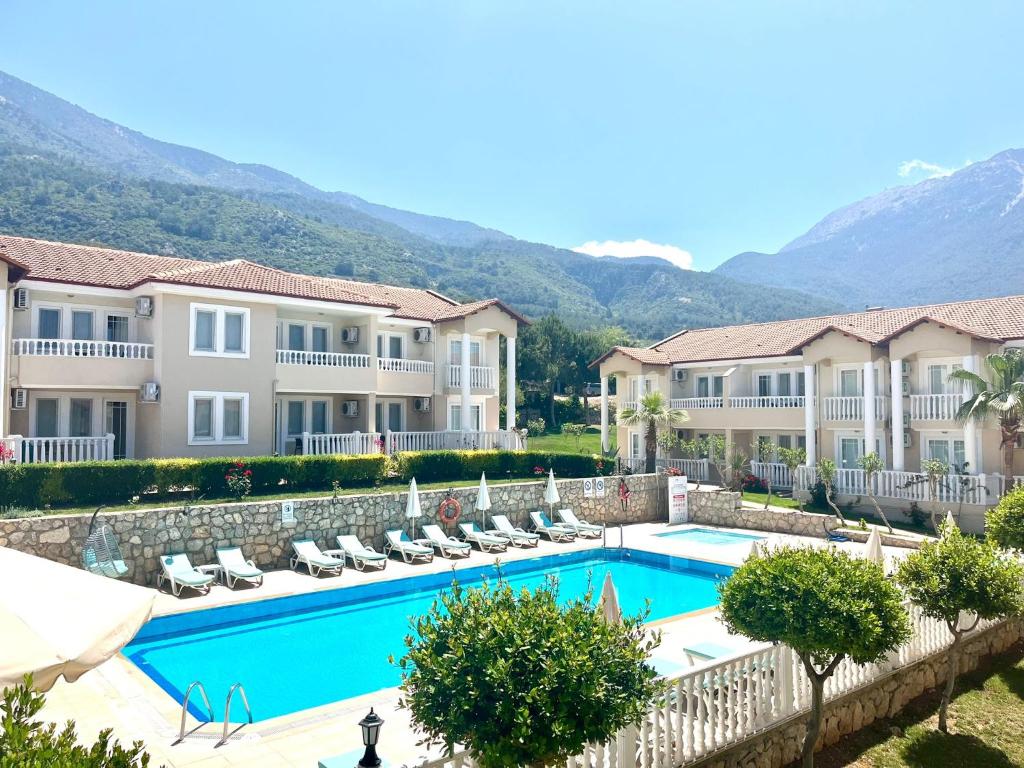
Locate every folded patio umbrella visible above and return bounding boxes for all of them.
[475,472,492,527]
[544,468,561,513]
[864,527,885,566]
[0,546,154,692]
[406,477,423,539]
[597,571,622,625]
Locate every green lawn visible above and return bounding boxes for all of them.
[527,426,611,454]
[815,642,1024,768]
[741,491,802,510]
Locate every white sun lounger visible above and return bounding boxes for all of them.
[384,530,434,564]
[557,508,604,538]
[421,524,472,558]
[290,539,344,577]
[530,511,577,542]
[157,552,215,597]
[458,522,508,553]
[490,515,540,547]
[216,546,264,589]
[330,535,388,571]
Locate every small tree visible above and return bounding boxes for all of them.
[0,676,152,766]
[618,392,688,474]
[679,438,703,489]
[755,437,776,508]
[560,423,587,452]
[987,485,1024,552]
[815,458,847,525]
[719,547,910,768]
[396,577,660,768]
[856,452,894,533]
[897,523,1024,732]
[778,446,807,512]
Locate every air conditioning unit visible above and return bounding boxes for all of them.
[902,412,911,428]
[139,382,160,402]
[134,296,154,318]
[341,327,360,344]
[901,379,910,396]
[11,388,27,410]
[901,360,911,375]
[413,327,432,343]
[673,368,688,382]
[903,431,912,448]
[12,288,28,310]
[414,397,431,412]
[341,400,359,417]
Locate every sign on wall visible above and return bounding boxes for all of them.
[667,475,689,524]
[583,478,595,497]
[595,477,606,498]
[281,500,296,524]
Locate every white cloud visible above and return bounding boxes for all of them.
[571,238,694,270]
[897,159,964,180]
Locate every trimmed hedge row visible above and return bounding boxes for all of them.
[0,450,605,510]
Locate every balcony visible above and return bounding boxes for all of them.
[300,431,381,456]
[910,393,965,421]
[13,338,153,359]
[11,338,154,389]
[378,358,434,374]
[728,395,805,409]
[387,430,522,453]
[671,397,723,409]
[750,460,794,488]
[276,350,370,368]
[822,395,889,421]
[794,465,1004,506]
[1,434,115,464]
[446,365,497,390]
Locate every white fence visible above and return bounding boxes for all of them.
[276,349,370,368]
[447,365,497,390]
[728,395,805,409]
[414,608,1001,768]
[386,430,522,453]
[794,465,1005,506]
[909,393,965,421]
[670,397,723,410]
[1,434,115,464]
[12,338,154,359]
[750,461,793,489]
[655,458,710,481]
[822,395,888,421]
[378,358,434,374]
[301,431,381,456]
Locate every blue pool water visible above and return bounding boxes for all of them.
[656,527,765,545]
[125,549,731,721]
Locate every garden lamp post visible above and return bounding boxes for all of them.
[357,708,383,767]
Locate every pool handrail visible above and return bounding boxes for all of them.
[176,680,213,744]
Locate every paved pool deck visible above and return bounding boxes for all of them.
[37,519,914,768]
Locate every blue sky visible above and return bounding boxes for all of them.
[3,1,1023,269]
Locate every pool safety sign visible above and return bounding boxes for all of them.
[583,477,607,498]
[667,476,689,523]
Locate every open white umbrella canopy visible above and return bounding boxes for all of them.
[864,527,885,566]
[475,472,492,526]
[597,571,622,625]
[406,478,423,538]
[0,546,154,692]
[544,468,561,509]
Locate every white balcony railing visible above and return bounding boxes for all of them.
[794,466,1004,506]
[377,357,434,374]
[276,350,370,368]
[618,400,639,414]
[1,434,115,464]
[671,397,723,409]
[446,365,497,390]
[301,431,381,456]
[751,460,794,488]
[910,393,965,421]
[822,395,888,421]
[12,338,153,359]
[655,457,710,480]
[385,430,522,453]
[729,395,805,409]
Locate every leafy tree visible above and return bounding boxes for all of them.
[617,392,688,473]
[0,676,152,767]
[719,547,910,768]
[560,423,587,452]
[396,577,659,768]
[815,458,847,525]
[856,452,894,533]
[950,349,1024,482]
[897,523,1024,732]
[987,485,1024,552]
[778,446,807,511]
[756,437,776,508]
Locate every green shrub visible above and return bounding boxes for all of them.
[394,450,599,483]
[988,485,1024,551]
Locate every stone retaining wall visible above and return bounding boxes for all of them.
[0,474,664,585]
[693,618,1024,768]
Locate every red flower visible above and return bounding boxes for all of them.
[244,470,252,476]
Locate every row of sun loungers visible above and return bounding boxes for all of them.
[158,509,605,597]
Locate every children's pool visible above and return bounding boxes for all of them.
[124,548,732,721]
[656,527,765,545]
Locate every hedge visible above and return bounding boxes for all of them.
[0,450,606,510]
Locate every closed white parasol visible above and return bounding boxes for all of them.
[406,477,423,539]
[475,472,492,527]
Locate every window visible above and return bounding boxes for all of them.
[189,304,250,357]
[712,376,724,398]
[106,314,129,343]
[757,374,771,397]
[287,401,305,436]
[925,437,967,470]
[629,432,642,458]
[188,392,249,444]
[839,437,861,469]
[378,332,406,359]
[35,399,59,437]
[105,401,128,460]
[70,399,92,437]
[311,401,328,434]
[697,377,709,398]
[778,373,791,397]
[38,308,61,339]
[928,365,946,395]
[312,326,329,353]
[71,310,94,341]
[288,324,305,352]
[797,435,807,450]
[375,400,404,432]
[449,338,482,366]
[450,403,481,431]
[797,371,806,397]
[778,435,792,450]
[839,369,860,397]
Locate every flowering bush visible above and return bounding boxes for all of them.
[374,436,386,454]
[225,461,253,499]
[533,465,546,476]
[740,473,768,493]
[663,466,683,476]
[0,443,14,464]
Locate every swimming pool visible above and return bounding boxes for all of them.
[656,527,765,545]
[124,548,731,721]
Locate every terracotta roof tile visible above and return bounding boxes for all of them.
[590,346,671,368]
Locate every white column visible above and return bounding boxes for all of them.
[366,393,377,433]
[863,361,877,458]
[505,336,516,431]
[0,284,7,439]
[803,364,816,466]
[460,331,472,432]
[890,359,904,471]
[962,354,979,473]
[600,376,610,452]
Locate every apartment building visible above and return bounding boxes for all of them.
[0,236,524,462]
[594,298,1024,530]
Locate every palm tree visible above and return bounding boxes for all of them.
[950,349,1024,484]
[618,391,688,473]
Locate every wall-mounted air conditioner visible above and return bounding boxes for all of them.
[673,368,688,382]
[902,412,911,428]
[901,360,911,375]
[341,400,359,417]
[903,431,912,448]
[341,327,360,344]
[414,397,431,412]
[901,379,910,396]
[140,382,160,402]
[11,388,27,410]
[12,288,28,310]
[135,296,154,318]
[413,327,432,343]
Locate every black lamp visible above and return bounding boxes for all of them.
[358,708,383,767]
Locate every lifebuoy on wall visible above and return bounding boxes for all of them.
[439,495,462,523]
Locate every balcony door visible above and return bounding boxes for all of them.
[839,369,861,397]
[449,338,482,366]
[839,437,861,469]
[104,400,129,460]
[376,400,405,433]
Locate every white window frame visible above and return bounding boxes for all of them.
[282,397,332,436]
[31,301,137,341]
[920,358,963,396]
[189,303,251,358]
[448,398,484,431]
[919,430,968,470]
[277,320,332,353]
[188,391,250,445]
[376,398,406,432]
[448,336,484,366]
[695,374,724,398]
[377,331,407,359]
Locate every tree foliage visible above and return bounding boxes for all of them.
[396,576,659,768]
[856,452,894,533]
[987,485,1024,552]
[617,392,688,473]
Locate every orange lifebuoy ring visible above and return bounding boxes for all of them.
[438,496,462,523]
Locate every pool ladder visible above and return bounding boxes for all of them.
[176,680,253,747]
[603,523,625,549]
